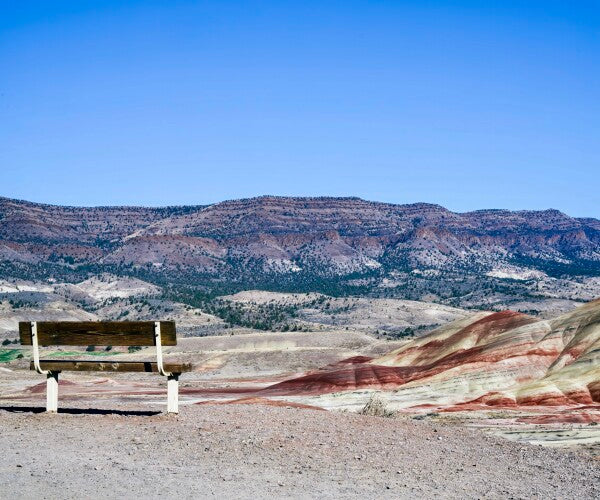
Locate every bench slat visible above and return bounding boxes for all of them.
[30,360,192,373]
[19,321,177,347]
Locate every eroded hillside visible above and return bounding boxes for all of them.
[2,196,600,312]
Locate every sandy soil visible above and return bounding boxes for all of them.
[0,402,598,500]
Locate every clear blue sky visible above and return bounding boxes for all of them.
[1,1,598,216]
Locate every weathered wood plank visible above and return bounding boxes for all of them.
[19,321,177,347]
[30,360,192,373]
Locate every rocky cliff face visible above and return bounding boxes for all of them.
[1,195,599,309]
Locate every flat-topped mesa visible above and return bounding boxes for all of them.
[2,195,598,263]
[2,196,600,308]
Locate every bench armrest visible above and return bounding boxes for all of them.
[30,322,50,375]
[154,321,171,377]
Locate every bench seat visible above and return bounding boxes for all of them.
[31,360,193,373]
[20,320,188,413]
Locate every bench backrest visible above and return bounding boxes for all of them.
[19,321,177,347]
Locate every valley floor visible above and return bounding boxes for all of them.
[0,402,598,499]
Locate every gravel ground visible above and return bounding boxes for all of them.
[0,403,598,499]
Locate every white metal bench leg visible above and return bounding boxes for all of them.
[167,374,179,414]
[155,322,179,414]
[47,371,59,413]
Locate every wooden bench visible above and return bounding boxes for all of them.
[18,321,192,414]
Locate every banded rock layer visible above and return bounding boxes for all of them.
[262,300,600,411]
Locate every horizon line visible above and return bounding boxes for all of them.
[0,193,591,219]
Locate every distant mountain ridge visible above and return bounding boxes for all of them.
[1,195,599,311]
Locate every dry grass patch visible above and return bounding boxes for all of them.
[359,392,395,418]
